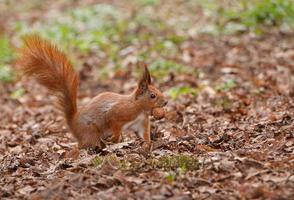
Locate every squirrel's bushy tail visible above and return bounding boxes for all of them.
[17,35,78,127]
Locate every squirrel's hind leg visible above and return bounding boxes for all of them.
[76,124,104,149]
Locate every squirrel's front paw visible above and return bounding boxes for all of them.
[143,141,153,151]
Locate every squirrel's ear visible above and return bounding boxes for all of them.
[145,66,151,85]
[135,64,151,98]
[141,63,151,84]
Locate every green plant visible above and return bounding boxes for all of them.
[10,88,25,99]
[92,154,129,170]
[215,79,237,92]
[0,37,14,63]
[0,37,14,82]
[92,154,198,173]
[167,86,198,100]
[92,155,104,166]
[15,4,123,54]
[149,59,190,80]
[133,0,159,6]
[199,0,294,35]
[165,171,176,183]
[155,154,199,171]
[0,65,14,83]
[241,0,294,29]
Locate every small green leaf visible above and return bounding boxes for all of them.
[165,171,176,183]
[0,65,14,83]
[216,79,237,92]
[167,86,198,100]
[11,88,25,99]
[0,37,14,63]
[92,156,104,167]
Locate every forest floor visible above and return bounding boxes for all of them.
[1,0,294,199]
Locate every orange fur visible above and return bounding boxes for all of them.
[17,35,167,149]
[17,35,78,127]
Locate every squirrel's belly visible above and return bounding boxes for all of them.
[122,113,145,138]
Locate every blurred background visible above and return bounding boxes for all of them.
[1,0,294,97]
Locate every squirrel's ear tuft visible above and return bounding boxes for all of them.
[140,62,151,84]
[135,63,151,98]
[145,66,151,85]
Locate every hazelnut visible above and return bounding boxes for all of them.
[152,107,165,120]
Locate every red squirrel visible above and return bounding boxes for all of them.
[17,35,167,149]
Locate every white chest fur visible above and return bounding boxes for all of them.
[122,113,146,138]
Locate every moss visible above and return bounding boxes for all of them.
[92,153,199,173]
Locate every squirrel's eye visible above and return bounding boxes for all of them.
[150,93,156,99]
